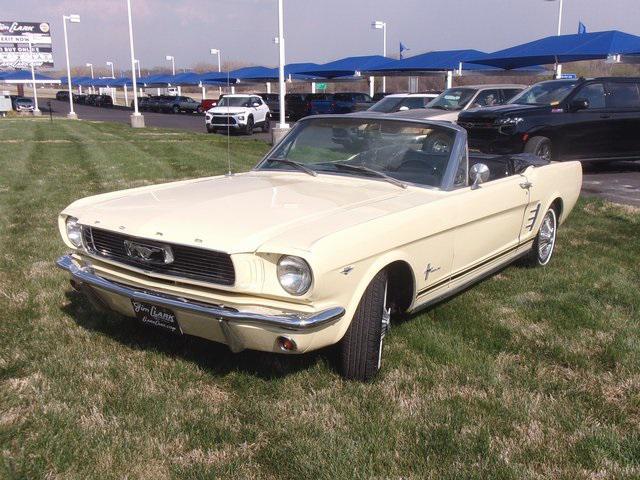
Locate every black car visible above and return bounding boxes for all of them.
[257,93,279,116]
[458,77,640,162]
[73,94,87,105]
[95,95,113,108]
[56,90,69,101]
[131,96,153,111]
[85,94,100,106]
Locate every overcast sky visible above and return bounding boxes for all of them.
[4,0,640,73]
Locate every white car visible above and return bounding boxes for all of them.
[205,94,270,135]
[367,93,440,113]
[393,84,525,122]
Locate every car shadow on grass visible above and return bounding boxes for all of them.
[61,289,332,380]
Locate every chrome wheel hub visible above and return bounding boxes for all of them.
[538,210,556,264]
[378,280,391,369]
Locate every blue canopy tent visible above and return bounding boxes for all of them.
[58,75,92,86]
[1,70,59,83]
[467,30,640,69]
[199,71,237,85]
[138,74,173,87]
[166,72,203,86]
[296,55,390,78]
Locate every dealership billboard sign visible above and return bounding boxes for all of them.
[0,21,53,69]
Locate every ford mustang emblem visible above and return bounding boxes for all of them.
[123,240,174,265]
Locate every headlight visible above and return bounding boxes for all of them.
[495,117,523,126]
[65,216,83,248]
[237,115,245,121]
[277,255,312,295]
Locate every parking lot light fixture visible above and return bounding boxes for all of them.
[86,63,94,79]
[165,55,175,75]
[371,20,387,93]
[63,13,80,119]
[210,48,222,95]
[106,61,115,79]
[277,0,288,130]
[545,0,564,77]
[127,0,144,127]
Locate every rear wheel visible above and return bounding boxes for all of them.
[524,136,552,161]
[524,207,557,266]
[206,125,216,134]
[245,116,254,135]
[196,106,203,114]
[338,270,390,381]
[262,115,271,133]
[172,105,180,114]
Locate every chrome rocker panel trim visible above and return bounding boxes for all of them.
[56,254,345,334]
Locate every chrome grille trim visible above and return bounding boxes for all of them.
[82,226,235,286]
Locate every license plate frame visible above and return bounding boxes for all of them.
[131,300,182,335]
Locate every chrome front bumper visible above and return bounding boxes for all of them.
[56,254,345,347]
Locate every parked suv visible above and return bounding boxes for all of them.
[394,84,525,122]
[160,96,203,114]
[55,90,69,101]
[458,77,640,162]
[205,94,270,135]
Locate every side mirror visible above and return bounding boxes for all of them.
[398,106,410,111]
[470,163,490,189]
[252,102,260,107]
[569,98,589,112]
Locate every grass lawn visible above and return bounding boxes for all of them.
[1,118,639,479]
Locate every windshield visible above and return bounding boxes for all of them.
[217,96,251,107]
[427,88,476,110]
[510,80,577,105]
[368,96,404,113]
[256,118,458,189]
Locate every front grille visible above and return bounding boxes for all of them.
[82,227,235,286]
[212,115,236,125]
[458,120,496,129]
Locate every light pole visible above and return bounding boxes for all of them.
[134,59,143,97]
[86,63,94,93]
[106,61,115,78]
[62,13,80,119]
[545,0,564,77]
[210,48,222,95]
[127,0,144,127]
[371,20,387,93]
[165,55,175,75]
[276,0,287,131]
[27,34,41,115]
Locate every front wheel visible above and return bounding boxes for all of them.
[245,116,254,135]
[338,270,390,381]
[262,115,271,133]
[524,207,558,266]
[524,136,552,162]
[172,105,180,114]
[206,125,216,134]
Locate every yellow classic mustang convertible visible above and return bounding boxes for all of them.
[57,115,581,380]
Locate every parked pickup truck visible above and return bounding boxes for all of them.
[457,77,640,162]
[309,92,373,115]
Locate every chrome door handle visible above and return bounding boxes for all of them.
[520,181,532,189]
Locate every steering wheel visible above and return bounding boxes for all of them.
[422,133,452,155]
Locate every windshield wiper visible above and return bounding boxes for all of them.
[263,157,317,177]
[332,162,407,189]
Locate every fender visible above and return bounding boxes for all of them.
[330,249,416,344]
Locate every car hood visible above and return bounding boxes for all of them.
[208,106,248,115]
[458,103,552,122]
[63,171,417,254]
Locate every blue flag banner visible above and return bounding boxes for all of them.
[400,42,409,59]
[578,22,587,34]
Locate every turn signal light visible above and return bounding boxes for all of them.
[277,336,297,352]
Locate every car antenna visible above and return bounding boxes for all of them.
[225,70,232,177]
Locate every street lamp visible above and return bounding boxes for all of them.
[133,59,141,78]
[371,20,387,93]
[106,61,115,79]
[210,48,222,95]
[127,0,144,127]
[27,34,41,115]
[165,55,175,75]
[545,0,564,77]
[86,62,94,79]
[62,13,80,119]
[276,0,287,130]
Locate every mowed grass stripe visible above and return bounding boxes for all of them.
[0,118,639,479]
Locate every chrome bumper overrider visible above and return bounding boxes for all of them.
[56,254,345,334]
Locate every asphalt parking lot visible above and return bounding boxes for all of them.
[45,98,272,141]
[44,98,640,207]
